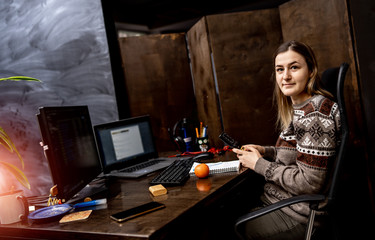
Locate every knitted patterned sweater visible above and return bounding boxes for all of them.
[254,94,341,224]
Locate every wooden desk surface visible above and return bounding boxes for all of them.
[0,152,261,240]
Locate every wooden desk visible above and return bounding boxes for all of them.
[0,153,263,240]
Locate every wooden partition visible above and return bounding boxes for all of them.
[187,9,282,147]
[185,17,223,149]
[279,0,361,146]
[118,33,196,152]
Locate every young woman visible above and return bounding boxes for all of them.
[232,40,341,240]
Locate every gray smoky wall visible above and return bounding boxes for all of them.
[0,0,118,196]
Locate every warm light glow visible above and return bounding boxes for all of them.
[0,169,12,193]
[0,151,20,193]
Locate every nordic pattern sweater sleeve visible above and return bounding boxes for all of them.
[254,95,341,222]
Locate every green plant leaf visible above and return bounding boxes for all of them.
[0,76,41,82]
[0,127,24,168]
[0,161,30,190]
[0,128,13,152]
[0,75,38,191]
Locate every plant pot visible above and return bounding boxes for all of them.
[0,190,29,224]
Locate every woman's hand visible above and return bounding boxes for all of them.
[241,144,265,155]
[232,146,262,170]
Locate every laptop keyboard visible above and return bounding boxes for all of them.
[150,157,194,186]
[121,159,162,173]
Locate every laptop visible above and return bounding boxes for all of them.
[94,115,178,178]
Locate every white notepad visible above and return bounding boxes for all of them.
[189,160,240,175]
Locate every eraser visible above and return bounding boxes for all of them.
[149,184,167,197]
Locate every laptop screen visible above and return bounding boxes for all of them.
[94,115,158,173]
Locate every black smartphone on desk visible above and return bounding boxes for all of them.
[110,201,165,222]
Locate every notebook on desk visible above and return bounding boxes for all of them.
[94,115,177,178]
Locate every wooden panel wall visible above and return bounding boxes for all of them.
[188,9,282,147]
[207,9,282,146]
[186,18,223,148]
[279,0,361,147]
[118,33,196,152]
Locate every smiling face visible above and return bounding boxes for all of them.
[275,50,312,104]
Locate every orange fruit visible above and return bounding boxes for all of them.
[194,163,210,178]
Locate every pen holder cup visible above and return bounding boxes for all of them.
[196,137,209,152]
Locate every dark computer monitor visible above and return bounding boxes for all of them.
[37,106,103,202]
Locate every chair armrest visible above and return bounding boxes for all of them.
[235,194,325,229]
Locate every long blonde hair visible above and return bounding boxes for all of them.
[273,41,333,131]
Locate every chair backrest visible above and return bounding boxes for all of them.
[321,62,350,206]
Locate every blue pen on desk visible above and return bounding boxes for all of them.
[73,198,107,209]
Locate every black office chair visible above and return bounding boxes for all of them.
[234,62,350,240]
